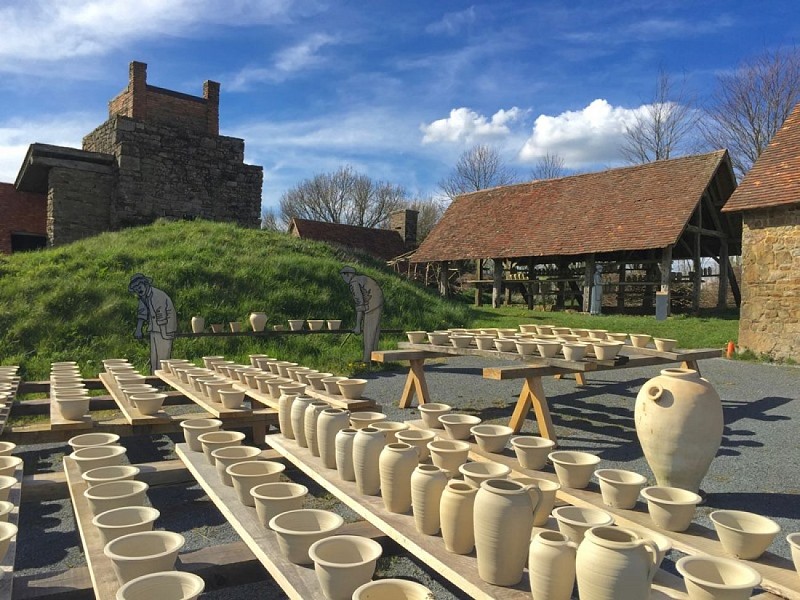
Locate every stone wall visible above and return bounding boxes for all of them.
[47,167,113,245]
[0,183,46,253]
[738,204,800,361]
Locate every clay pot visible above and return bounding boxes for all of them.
[335,428,358,481]
[57,397,90,420]
[211,445,262,486]
[576,526,659,600]
[129,393,167,416]
[0,501,12,523]
[337,378,368,400]
[288,319,305,331]
[287,366,311,382]
[198,431,245,465]
[511,435,555,470]
[0,476,15,502]
[306,372,332,391]
[210,323,223,333]
[515,340,538,356]
[277,392,299,439]
[82,465,140,488]
[459,461,511,488]
[255,374,277,394]
[470,424,513,453]
[68,433,120,451]
[115,571,205,600]
[204,381,233,403]
[226,460,286,506]
[427,332,450,345]
[276,361,299,378]
[304,401,330,457]
[268,509,344,565]
[249,312,268,332]
[229,321,242,332]
[537,341,562,358]
[0,522,17,563]
[629,334,651,348]
[494,338,517,352]
[592,341,625,360]
[395,429,436,461]
[474,335,496,350]
[552,505,614,544]
[410,464,447,535]
[370,421,409,445]
[290,396,315,447]
[450,334,473,348]
[308,535,383,600]
[180,418,222,452]
[440,480,478,554]
[607,332,629,342]
[352,579,434,599]
[0,456,21,478]
[418,403,451,429]
[92,506,159,545]
[251,482,308,527]
[319,376,345,395]
[306,319,324,331]
[427,439,470,477]
[379,443,418,513]
[625,527,673,569]
[438,413,482,440]
[641,486,702,532]
[474,478,537,586]
[353,427,386,495]
[69,446,126,475]
[513,476,561,526]
[710,510,780,560]
[0,443,12,459]
[676,555,761,600]
[190,316,205,333]
[595,469,647,509]
[548,450,601,488]
[788,533,800,577]
[349,411,387,430]
[562,342,589,361]
[405,330,427,344]
[529,530,578,600]
[654,338,678,352]
[317,408,351,469]
[84,480,149,515]
[104,530,185,584]
[326,320,342,330]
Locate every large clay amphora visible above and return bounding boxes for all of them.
[576,526,658,600]
[529,531,577,600]
[317,408,350,469]
[634,368,723,492]
[474,478,539,586]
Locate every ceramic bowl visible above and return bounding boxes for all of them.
[494,338,518,352]
[548,451,601,489]
[352,579,434,600]
[676,555,761,600]
[450,335,473,349]
[629,333,652,348]
[250,482,309,527]
[349,411,387,430]
[561,343,589,361]
[57,397,91,420]
[115,571,205,600]
[92,505,160,545]
[788,533,800,576]
[510,436,555,470]
[308,535,383,600]
[595,468,647,509]
[470,424,514,453]
[305,372,332,391]
[287,319,305,331]
[515,340,539,356]
[217,389,246,409]
[82,465,141,488]
[179,418,223,452]
[321,376,348,395]
[0,522,17,563]
[458,461,511,488]
[654,338,678,352]
[438,413,482,440]
[197,430,246,465]
[338,378,368,400]
[710,510,781,560]
[84,480,149,515]
[307,319,324,331]
[0,442,16,458]
[69,445,126,475]
[395,429,436,461]
[0,476,14,503]
[0,501,13,523]
[211,445,263,486]
[473,335,496,350]
[427,332,450,345]
[370,421,410,444]
[418,403,451,429]
[129,393,167,416]
[537,341,562,358]
[552,505,614,544]
[641,486,702,532]
[326,320,342,330]
[226,460,286,507]
[268,509,345,565]
[592,341,625,360]
[427,440,470,477]
[104,530,185,585]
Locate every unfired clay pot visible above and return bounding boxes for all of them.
[337,378,367,399]
[440,481,478,554]
[69,445,126,475]
[427,440,470,478]
[458,461,511,488]
[211,445,262,486]
[68,433,120,451]
[57,397,90,420]
[710,510,780,560]
[379,443,418,513]
[513,476,561,526]
[349,411,387,430]
[92,505,160,545]
[308,535,383,600]
[103,530,185,584]
[82,465,141,488]
[249,312,268,332]
[470,424,513,453]
[226,460,286,507]
[353,427,386,495]
[370,421,409,445]
[268,509,344,565]
[352,579,434,600]
[395,429,436,461]
[635,368,723,493]
[548,450,601,489]
[180,418,222,452]
[251,481,308,528]
[788,533,800,577]
[511,435,555,470]
[191,316,205,333]
[641,486,702,532]
[0,457,20,478]
[277,391,300,439]
[529,530,578,600]
[552,505,614,544]
[197,431,245,465]
[595,468,647,509]
[317,408,350,469]
[676,555,761,600]
[335,428,358,481]
[438,413,481,440]
[84,480,149,515]
[115,571,205,600]
[290,396,314,447]
[418,403,451,429]
[411,464,447,535]
[0,522,17,563]
[304,401,330,457]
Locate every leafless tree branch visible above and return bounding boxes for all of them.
[438,144,517,199]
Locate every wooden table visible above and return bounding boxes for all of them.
[372,343,722,441]
[227,377,376,412]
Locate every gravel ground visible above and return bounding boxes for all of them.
[13,357,800,598]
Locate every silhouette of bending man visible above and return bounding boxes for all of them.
[340,266,383,363]
[128,274,177,374]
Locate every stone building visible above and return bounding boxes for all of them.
[2,61,263,251]
[722,102,800,361]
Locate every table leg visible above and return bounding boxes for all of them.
[553,374,563,380]
[681,360,700,375]
[252,420,267,443]
[399,359,431,409]
[508,376,557,443]
[574,372,586,386]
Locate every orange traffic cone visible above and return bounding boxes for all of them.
[726,340,736,359]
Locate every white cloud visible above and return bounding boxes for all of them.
[426,7,477,36]
[518,99,641,167]
[420,107,525,145]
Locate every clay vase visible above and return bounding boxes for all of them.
[190,316,205,333]
[304,401,330,457]
[277,392,299,439]
[529,530,578,600]
[634,368,723,492]
[410,464,448,535]
[474,478,539,586]
[249,312,268,332]
[290,396,314,448]
[352,427,386,495]
[334,428,358,481]
[317,408,350,469]
[439,481,478,554]
[575,526,658,600]
[379,443,418,513]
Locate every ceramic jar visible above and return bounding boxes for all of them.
[249,312,268,332]
[190,316,205,333]
[334,428,358,481]
[529,530,578,600]
[317,408,350,469]
[379,443,418,513]
[576,526,658,600]
[634,368,723,492]
[277,392,299,439]
[474,478,539,586]
[352,427,386,495]
[304,401,330,457]
[410,464,448,535]
[290,396,314,448]
[440,481,478,554]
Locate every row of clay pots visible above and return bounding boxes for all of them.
[104,361,168,415]
[51,362,92,421]
[287,319,342,331]
[0,440,19,567]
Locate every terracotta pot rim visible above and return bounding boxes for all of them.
[268,509,345,536]
[308,534,383,568]
[116,571,204,598]
[676,555,761,589]
[552,506,614,527]
[709,510,781,535]
[548,450,601,466]
[104,530,185,561]
[641,486,702,505]
[180,419,223,430]
[510,435,555,449]
[250,482,308,500]
[92,505,160,528]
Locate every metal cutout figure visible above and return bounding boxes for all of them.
[340,266,383,362]
[128,274,177,374]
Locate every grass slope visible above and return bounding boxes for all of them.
[0,220,469,379]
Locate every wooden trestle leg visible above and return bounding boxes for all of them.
[399,359,432,408]
[508,376,557,443]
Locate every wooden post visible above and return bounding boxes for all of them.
[474,259,483,306]
[717,239,729,309]
[617,262,626,310]
[660,244,673,316]
[438,261,450,298]
[492,258,503,308]
[582,254,595,313]
[693,230,702,314]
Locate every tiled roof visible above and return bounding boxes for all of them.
[412,150,732,262]
[722,102,800,212]
[289,218,408,261]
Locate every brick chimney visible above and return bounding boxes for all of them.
[390,209,419,248]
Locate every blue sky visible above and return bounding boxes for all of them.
[1,0,798,213]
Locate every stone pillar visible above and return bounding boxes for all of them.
[129,61,148,120]
[203,80,220,136]
[390,209,419,248]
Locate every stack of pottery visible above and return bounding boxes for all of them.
[51,362,91,420]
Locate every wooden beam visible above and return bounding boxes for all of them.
[717,238,729,309]
[693,211,702,313]
[582,254,595,313]
[474,259,483,306]
[727,258,742,307]
[437,261,450,297]
[659,245,672,316]
[685,224,727,239]
[492,258,502,308]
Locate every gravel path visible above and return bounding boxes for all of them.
[13,357,800,599]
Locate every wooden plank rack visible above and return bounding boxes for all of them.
[175,443,389,600]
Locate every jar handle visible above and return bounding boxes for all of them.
[645,383,663,402]
[642,539,660,582]
[522,484,542,515]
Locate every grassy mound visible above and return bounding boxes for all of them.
[0,219,470,379]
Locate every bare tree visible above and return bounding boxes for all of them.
[702,46,800,178]
[621,69,699,164]
[530,152,566,180]
[279,166,407,228]
[404,197,449,243]
[260,206,282,231]
[438,144,517,199]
